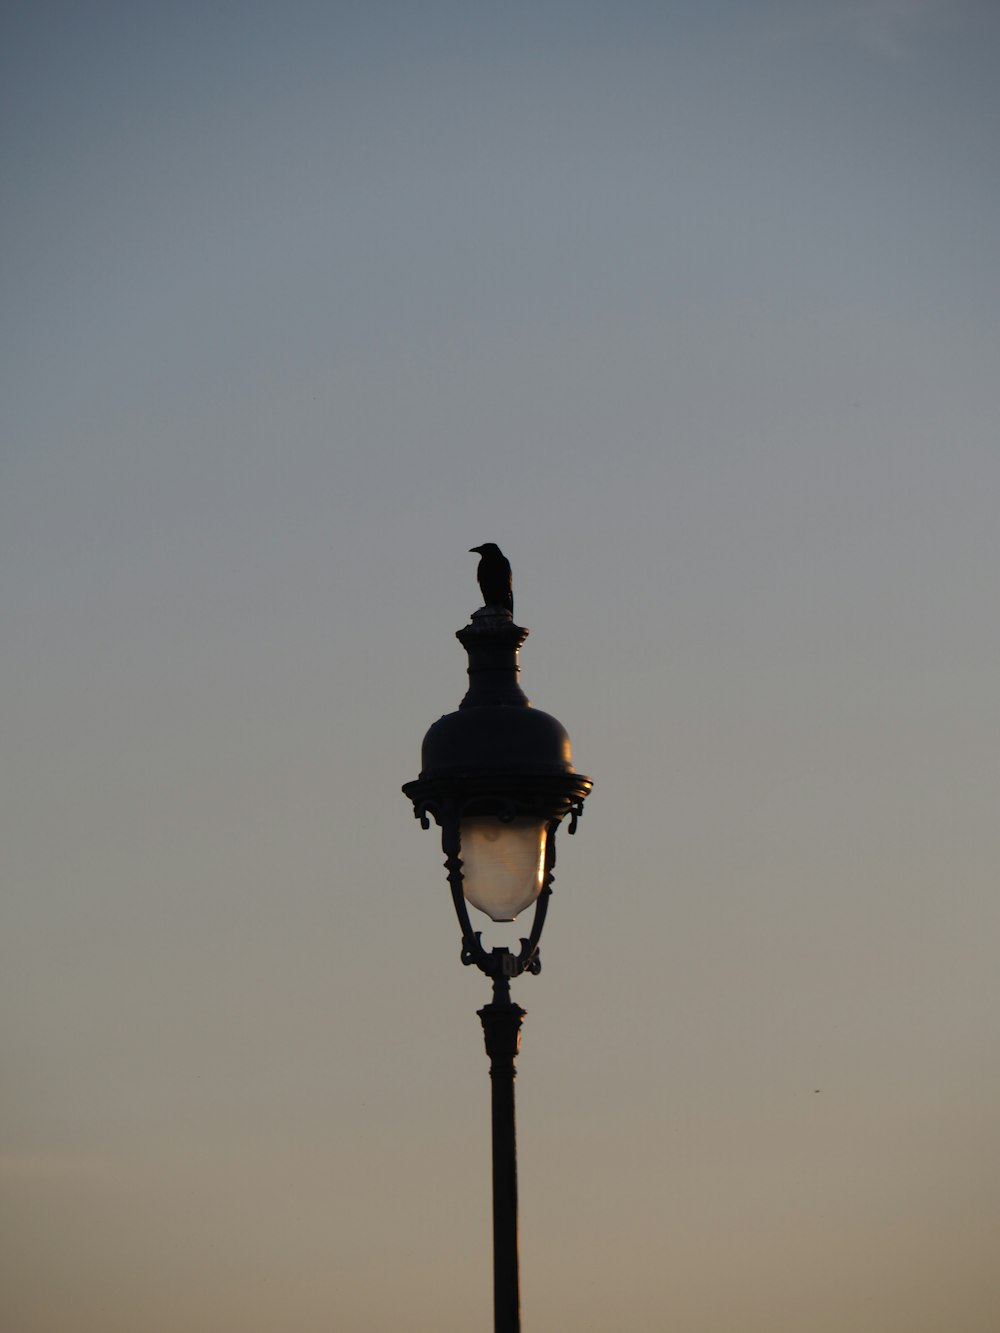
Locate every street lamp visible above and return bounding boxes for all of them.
[402,549,593,1333]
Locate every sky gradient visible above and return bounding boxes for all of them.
[3,2,1000,1329]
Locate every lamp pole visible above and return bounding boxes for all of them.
[480,973,525,1333]
[403,550,592,1333]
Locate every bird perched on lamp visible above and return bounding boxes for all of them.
[469,543,513,615]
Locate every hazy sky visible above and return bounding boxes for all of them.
[3,2,999,1330]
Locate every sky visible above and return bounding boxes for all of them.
[2,1,999,1329]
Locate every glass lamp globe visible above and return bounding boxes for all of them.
[459,816,548,922]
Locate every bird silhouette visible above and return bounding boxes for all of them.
[469,543,513,614]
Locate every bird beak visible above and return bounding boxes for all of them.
[469,546,481,553]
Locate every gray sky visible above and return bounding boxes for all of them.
[3,2,999,1330]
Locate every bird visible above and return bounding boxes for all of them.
[469,543,513,614]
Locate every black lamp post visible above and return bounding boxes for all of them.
[402,550,593,1333]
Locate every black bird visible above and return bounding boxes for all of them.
[469,543,513,614]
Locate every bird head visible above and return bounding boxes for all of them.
[469,543,502,556]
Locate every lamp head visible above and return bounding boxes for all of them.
[402,552,592,974]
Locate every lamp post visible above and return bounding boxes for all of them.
[402,551,593,1333]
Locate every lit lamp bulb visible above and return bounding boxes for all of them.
[459,816,548,922]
